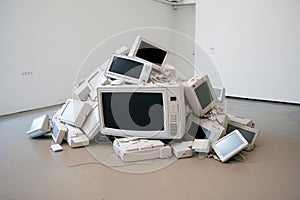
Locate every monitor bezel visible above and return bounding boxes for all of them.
[105,54,152,84]
[184,75,217,117]
[51,119,68,144]
[226,121,259,151]
[97,84,185,139]
[212,130,248,162]
[128,36,169,71]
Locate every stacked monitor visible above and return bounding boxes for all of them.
[26,35,259,163]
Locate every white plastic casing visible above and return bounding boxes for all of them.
[184,75,217,117]
[27,114,51,138]
[58,99,92,128]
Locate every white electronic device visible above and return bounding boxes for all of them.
[58,99,92,128]
[50,144,63,152]
[51,119,68,144]
[184,75,217,117]
[192,139,211,154]
[26,114,51,138]
[226,121,260,151]
[162,64,176,80]
[213,87,226,103]
[227,114,255,128]
[170,141,193,159]
[113,137,172,162]
[186,114,225,143]
[115,46,130,55]
[81,103,100,140]
[128,36,168,71]
[73,79,91,101]
[216,113,229,130]
[65,124,89,148]
[105,54,152,84]
[97,83,186,139]
[86,68,110,100]
[212,130,248,163]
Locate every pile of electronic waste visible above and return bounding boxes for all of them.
[27,36,259,163]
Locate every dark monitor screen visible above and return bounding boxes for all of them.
[227,124,255,143]
[102,92,164,131]
[136,40,167,66]
[188,122,210,139]
[194,81,214,109]
[215,132,244,157]
[109,56,143,79]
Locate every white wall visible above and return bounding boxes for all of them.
[171,5,196,79]
[196,0,300,103]
[0,0,176,116]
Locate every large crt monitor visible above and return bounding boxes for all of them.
[184,75,217,117]
[97,83,185,139]
[128,36,168,71]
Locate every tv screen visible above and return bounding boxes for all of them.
[227,124,255,143]
[136,40,167,66]
[102,92,164,131]
[188,122,208,139]
[109,56,144,79]
[215,132,245,157]
[195,81,214,109]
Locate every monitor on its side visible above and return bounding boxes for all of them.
[226,121,259,151]
[212,130,248,162]
[105,54,152,85]
[184,75,217,117]
[128,36,168,71]
[97,83,185,139]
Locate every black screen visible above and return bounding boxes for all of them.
[102,92,164,131]
[136,40,167,66]
[194,81,214,109]
[226,124,255,143]
[188,122,210,139]
[109,56,143,79]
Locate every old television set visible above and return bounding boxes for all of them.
[184,75,217,117]
[105,54,152,84]
[226,121,259,151]
[97,83,185,139]
[128,36,168,71]
[58,99,92,128]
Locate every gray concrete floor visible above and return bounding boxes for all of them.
[0,98,299,200]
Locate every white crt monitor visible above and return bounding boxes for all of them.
[97,83,185,139]
[184,75,217,117]
[212,130,248,163]
[128,36,168,71]
[105,54,152,84]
